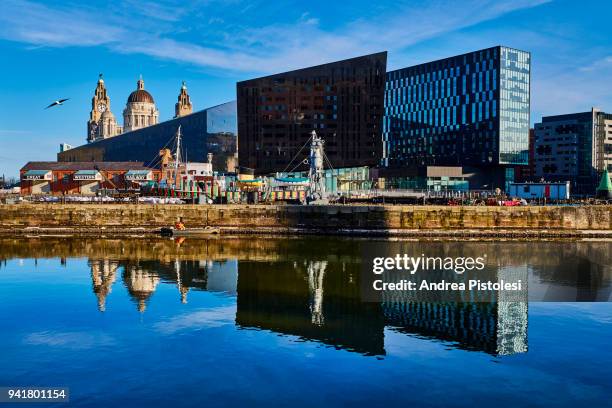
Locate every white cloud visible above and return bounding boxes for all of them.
[0,1,124,47]
[532,52,612,118]
[299,12,319,26]
[579,56,612,72]
[9,0,609,121]
[0,0,551,74]
[121,0,188,22]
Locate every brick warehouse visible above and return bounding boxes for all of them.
[20,162,160,195]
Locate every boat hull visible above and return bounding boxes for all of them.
[160,227,220,237]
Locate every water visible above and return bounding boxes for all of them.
[0,237,611,407]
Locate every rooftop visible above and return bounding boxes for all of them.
[21,161,155,172]
[387,45,529,75]
[540,108,611,123]
[238,52,388,84]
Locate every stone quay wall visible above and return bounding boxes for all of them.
[0,204,610,235]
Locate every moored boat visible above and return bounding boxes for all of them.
[160,226,220,237]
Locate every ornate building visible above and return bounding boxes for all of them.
[175,81,193,118]
[79,76,235,164]
[123,76,159,133]
[87,74,123,143]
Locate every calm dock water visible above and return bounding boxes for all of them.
[0,237,610,407]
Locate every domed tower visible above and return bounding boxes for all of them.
[99,110,119,139]
[123,75,159,133]
[175,81,193,118]
[87,74,122,143]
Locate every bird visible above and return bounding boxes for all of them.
[45,98,70,109]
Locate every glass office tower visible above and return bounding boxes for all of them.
[383,46,530,175]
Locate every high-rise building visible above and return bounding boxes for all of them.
[534,108,612,195]
[515,128,536,182]
[237,52,387,175]
[383,46,530,188]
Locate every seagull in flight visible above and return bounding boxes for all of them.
[45,98,70,109]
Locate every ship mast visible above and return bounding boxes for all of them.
[308,130,326,201]
[174,125,182,188]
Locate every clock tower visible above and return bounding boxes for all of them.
[174,81,193,118]
[87,74,122,143]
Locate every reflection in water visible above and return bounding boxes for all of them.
[308,261,327,326]
[2,237,611,358]
[123,265,160,313]
[236,258,386,356]
[90,260,118,312]
[99,259,237,312]
[383,300,528,356]
[381,265,529,355]
[87,253,526,356]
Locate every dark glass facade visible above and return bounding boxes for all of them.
[383,46,530,169]
[58,101,237,172]
[237,52,387,174]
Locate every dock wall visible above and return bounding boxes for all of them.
[0,204,610,235]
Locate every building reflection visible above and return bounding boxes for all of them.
[235,259,528,356]
[123,260,203,310]
[123,265,160,313]
[89,259,119,312]
[101,259,238,312]
[7,237,610,357]
[308,261,327,326]
[84,254,528,357]
[381,265,529,356]
[235,259,386,356]
[383,300,528,356]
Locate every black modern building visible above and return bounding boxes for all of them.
[58,101,238,172]
[383,46,531,188]
[237,52,387,175]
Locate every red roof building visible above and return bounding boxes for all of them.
[20,161,160,195]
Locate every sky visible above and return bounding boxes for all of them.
[0,0,611,177]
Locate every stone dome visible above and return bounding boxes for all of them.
[123,76,159,133]
[100,110,115,119]
[127,77,155,104]
[127,89,154,104]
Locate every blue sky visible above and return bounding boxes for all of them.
[0,0,611,177]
